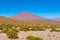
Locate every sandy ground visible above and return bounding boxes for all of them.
[0,31,60,40]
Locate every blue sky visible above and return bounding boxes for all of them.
[0,0,60,18]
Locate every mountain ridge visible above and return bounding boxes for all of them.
[0,12,60,25]
[10,12,53,22]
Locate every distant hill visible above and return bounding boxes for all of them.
[0,16,19,24]
[0,16,28,24]
[0,16,37,25]
[52,18,60,21]
[0,12,60,25]
[51,18,60,23]
[10,12,53,23]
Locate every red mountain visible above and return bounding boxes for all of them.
[10,12,52,22]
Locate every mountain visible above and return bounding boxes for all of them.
[0,16,36,25]
[0,16,18,24]
[52,18,60,22]
[10,12,52,23]
[0,12,60,25]
[0,16,25,25]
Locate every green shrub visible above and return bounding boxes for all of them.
[6,29,18,39]
[35,37,43,40]
[54,30,60,32]
[26,36,43,40]
[20,26,29,31]
[50,27,60,32]
[1,28,8,33]
[27,36,36,40]
[50,27,55,32]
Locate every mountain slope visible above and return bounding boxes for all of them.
[10,12,52,22]
[0,16,22,24]
[52,18,60,23]
[0,16,37,25]
[0,16,15,23]
[52,18,60,21]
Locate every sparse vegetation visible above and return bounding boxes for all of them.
[50,25,60,32]
[1,28,8,33]
[0,23,60,32]
[50,28,60,32]
[6,29,18,39]
[0,23,60,40]
[26,35,43,40]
